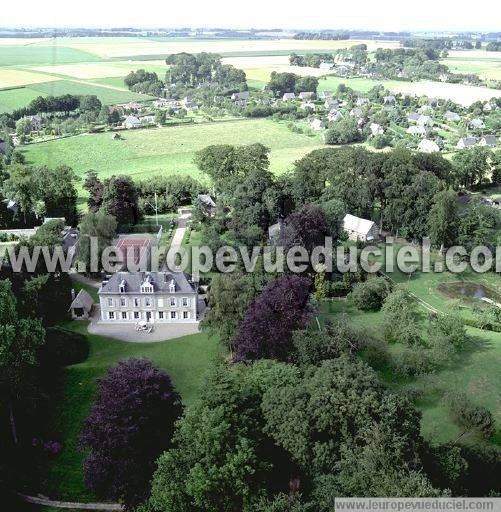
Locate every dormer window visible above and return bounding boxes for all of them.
[119,280,126,293]
[169,279,176,293]
[141,276,154,293]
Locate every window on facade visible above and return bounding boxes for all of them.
[158,311,164,319]
[134,311,140,319]
[170,297,176,306]
[120,297,126,307]
[170,311,176,319]
[145,297,152,307]
[141,285,153,293]
[182,297,188,306]
[107,298,113,307]
[108,311,115,319]
[121,312,127,320]
[158,298,164,308]
[183,311,189,319]
[134,298,140,307]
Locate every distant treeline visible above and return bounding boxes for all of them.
[293,31,350,40]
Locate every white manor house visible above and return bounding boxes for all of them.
[98,271,199,324]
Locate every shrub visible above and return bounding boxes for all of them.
[40,326,89,366]
[328,280,351,297]
[350,277,391,311]
[363,338,390,370]
[391,345,434,377]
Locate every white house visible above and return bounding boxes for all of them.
[98,271,198,324]
[418,139,440,153]
[407,125,427,136]
[479,135,497,148]
[444,111,461,122]
[123,115,141,129]
[343,214,378,242]
[469,118,485,129]
[369,123,384,136]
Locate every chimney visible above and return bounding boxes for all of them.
[71,288,76,301]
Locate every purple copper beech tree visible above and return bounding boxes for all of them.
[80,358,182,509]
[233,275,315,362]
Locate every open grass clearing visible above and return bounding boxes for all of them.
[22,118,324,185]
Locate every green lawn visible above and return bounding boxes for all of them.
[26,79,154,105]
[38,321,222,501]
[317,75,405,93]
[0,46,101,66]
[0,87,47,113]
[22,118,324,183]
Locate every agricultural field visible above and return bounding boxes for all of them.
[22,118,324,183]
[0,44,100,66]
[0,87,48,113]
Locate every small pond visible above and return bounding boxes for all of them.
[437,281,501,303]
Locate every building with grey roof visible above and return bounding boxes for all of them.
[98,271,198,324]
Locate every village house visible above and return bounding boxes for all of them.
[123,115,141,129]
[328,109,343,122]
[356,97,369,106]
[298,92,314,100]
[310,118,325,131]
[349,107,363,118]
[282,92,296,101]
[407,113,421,123]
[196,194,217,217]
[383,95,396,104]
[418,139,440,153]
[120,102,143,112]
[318,91,334,100]
[24,114,42,130]
[343,214,378,242]
[69,289,94,320]
[98,271,198,324]
[444,111,461,122]
[300,101,315,111]
[457,136,477,149]
[324,99,339,109]
[407,125,427,136]
[417,115,433,127]
[469,118,485,129]
[479,135,497,148]
[231,91,250,101]
[319,62,335,71]
[483,102,496,112]
[369,123,384,136]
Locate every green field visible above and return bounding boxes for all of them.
[0,87,47,113]
[37,321,222,501]
[442,58,501,81]
[0,45,100,66]
[317,75,405,93]
[26,79,153,104]
[22,118,324,182]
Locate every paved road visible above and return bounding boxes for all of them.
[170,213,190,248]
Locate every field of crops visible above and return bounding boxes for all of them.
[22,118,324,182]
[0,45,100,66]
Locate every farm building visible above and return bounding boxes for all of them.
[479,135,497,147]
[418,139,440,153]
[123,115,141,129]
[69,289,94,320]
[457,136,477,149]
[343,214,378,242]
[298,92,314,100]
[282,92,296,101]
